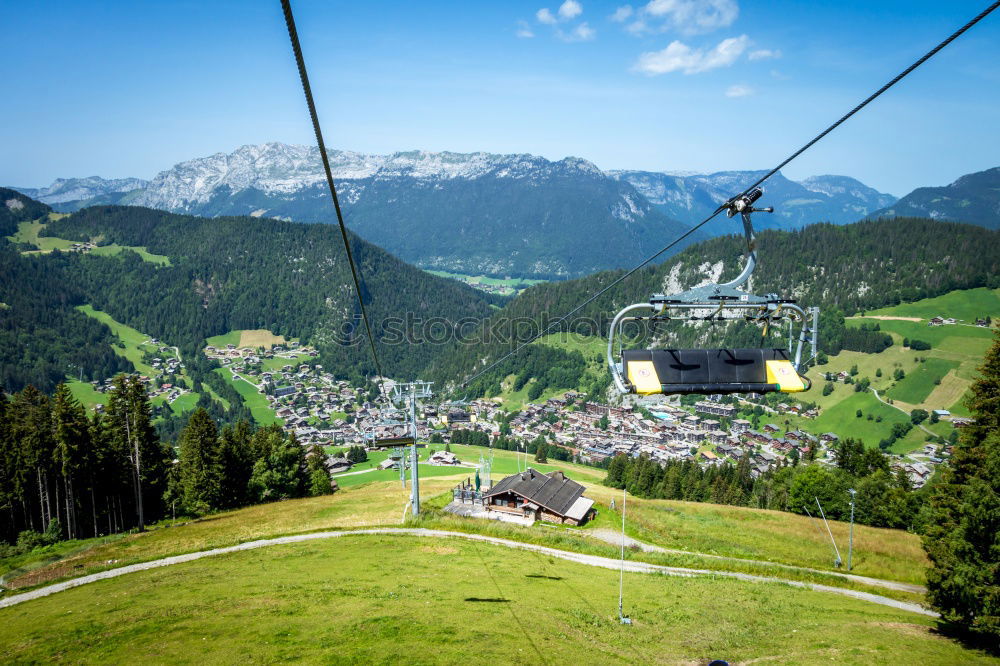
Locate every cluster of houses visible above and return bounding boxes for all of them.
[928,315,991,328]
[197,336,965,486]
[85,337,193,407]
[65,241,97,253]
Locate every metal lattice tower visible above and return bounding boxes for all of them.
[392,381,433,516]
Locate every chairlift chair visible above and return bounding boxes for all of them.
[607,188,819,396]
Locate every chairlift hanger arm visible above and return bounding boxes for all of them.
[607,192,819,396]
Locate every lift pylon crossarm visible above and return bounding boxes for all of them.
[607,190,819,397]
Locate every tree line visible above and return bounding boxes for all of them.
[602,438,923,531]
[0,377,335,550]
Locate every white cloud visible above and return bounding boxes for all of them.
[633,34,749,75]
[558,0,583,20]
[611,5,634,22]
[516,20,535,38]
[537,7,558,24]
[641,0,739,34]
[725,83,753,97]
[558,21,596,42]
[535,2,594,43]
[625,19,648,34]
[748,48,781,61]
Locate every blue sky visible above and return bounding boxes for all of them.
[2,0,999,196]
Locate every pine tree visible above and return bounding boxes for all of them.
[51,384,89,539]
[177,408,222,514]
[306,444,334,496]
[534,441,548,463]
[922,331,1000,641]
[217,420,255,509]
[248,433,308,502]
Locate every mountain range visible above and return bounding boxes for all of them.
[15,176,148,206]
[12,143,999,279]
[609,170,897,234]
[873,166,1000,229]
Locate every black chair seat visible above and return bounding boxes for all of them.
[622,348,801,395]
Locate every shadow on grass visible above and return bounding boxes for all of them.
[465,597,511,603]
[525,574,563,580]
[933,620,1000,658]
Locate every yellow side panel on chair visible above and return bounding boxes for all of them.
[627,360,662,395]
[766,360,806,392]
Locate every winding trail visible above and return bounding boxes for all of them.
[0,528,934,617]
[584,528,925,594]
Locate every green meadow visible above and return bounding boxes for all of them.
[5,534,993,665]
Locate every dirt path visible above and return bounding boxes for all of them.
[0,528,935,617]
[585,528,925,594]
[849,315,923,322]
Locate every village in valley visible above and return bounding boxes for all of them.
[198,331,953,490]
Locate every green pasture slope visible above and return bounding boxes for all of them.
[73,305,205,415]
[866,287,1000,322]
[7,218,170,265]
[5,534,995,665]
[7,219,74,252]
[205,330,243,348]
[214,368,280,425]
[89,243,171,266]
[849,287,998,416]
[887,357,959,404]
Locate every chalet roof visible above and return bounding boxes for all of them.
[485,468,586,517]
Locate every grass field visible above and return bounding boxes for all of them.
[866,287,1000,323]
[1,480,456,591]
[89,243,171,266]
[77,304,159,377]
[215,368,280,424]
[887,358,959,404]
[74,304,211,416]
[167,392,200,415]
[7,219,75,252]
[238,329,286,348]
[333,443,604,489]
[66,379,108,409]
[5,534,995,665]
[605,494,927,584]
[1,441,927,595]
[8,220,170,265]
[205,330,243,348]
[207,329,295,351]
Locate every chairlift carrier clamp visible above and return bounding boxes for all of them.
[607,188,819,396]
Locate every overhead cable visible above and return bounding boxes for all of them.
[462,0,1000,388]
[280,0,386,383]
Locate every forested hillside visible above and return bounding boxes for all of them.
[428,217,1000,395]
[39,205,499,380]
[8,192,1000,417]
[1,189,132,392]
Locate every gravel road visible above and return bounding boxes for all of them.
[585,528,926,594]
[0,528,935,617]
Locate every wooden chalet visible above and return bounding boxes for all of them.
[484,468,595,526]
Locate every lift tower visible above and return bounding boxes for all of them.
[392,381,433,516]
